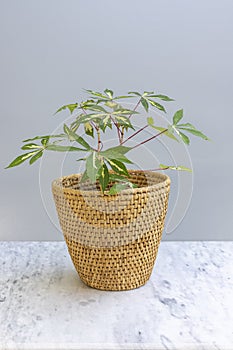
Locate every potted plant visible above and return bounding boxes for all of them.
[6,89,209,291]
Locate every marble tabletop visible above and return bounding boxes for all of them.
[0,241,232,350]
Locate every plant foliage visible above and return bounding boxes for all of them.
[6,89,209,194]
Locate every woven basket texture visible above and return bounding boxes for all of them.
[52,170,170,291]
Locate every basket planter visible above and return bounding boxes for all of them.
[52,170,170,291]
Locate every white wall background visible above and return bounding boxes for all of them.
[1,0,233,240]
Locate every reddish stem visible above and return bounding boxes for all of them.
[131,128,168,149]
[121,125,149,145]
[110,116,122,143]
[129,98,141,119]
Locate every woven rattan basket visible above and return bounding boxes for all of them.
[52,170,170,291]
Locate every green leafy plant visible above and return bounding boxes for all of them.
[6,89,209,194]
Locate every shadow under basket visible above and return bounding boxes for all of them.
[52,170,170,291]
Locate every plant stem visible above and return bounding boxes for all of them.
[121,125,149,145]
[131,128,168,149]
[97,127,101,152]
[119,98,141,144]
[128,98,141,119]
[120,128,124,144]
[110,116,122,143]
[144,167,169,172]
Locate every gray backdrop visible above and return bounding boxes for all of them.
[1,0,233,241]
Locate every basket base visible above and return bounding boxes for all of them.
[65,232,160,291]
[78,274,150,291]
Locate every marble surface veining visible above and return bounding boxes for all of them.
[0,241,232,350]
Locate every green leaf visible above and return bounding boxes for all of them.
[84,122,94,137]
[147,118,178,141]
[159,164,192,172]
[41,137,50,146]
[114,155,133,164]
[107,159,129,177]
[81,104,108,113]
[114,95,134,100]
[176,122,195,129]
[147,99,166,113]
[115,116,135,130]
[173,109,183,125]
[141,97,149,112]
[109,173,129,182]
[177,127,209,140]
[143,91,154,96]
[108,181,137,195]
[86,152,102,183]
[55,103,78,114]
[80,170,89,183]
[104,101,119,109]
[150,94,174,101]
[147,116,154,126]
[128,91,141,96]
[23,134,65,142]
[112,108,139,116]
[21,143,42,150]
[151,126,179,141]
[100,146,131,160]
[5,151,38,168]
[108,183,128,195]
[98,163,109,192]
[46,144,86,152]
[104,89,114,99]
[176,130,190,144]
[85,89,108,99]
[63,124,91,150]
[29,150,43,165]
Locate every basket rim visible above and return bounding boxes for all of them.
[52,170,170,196]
